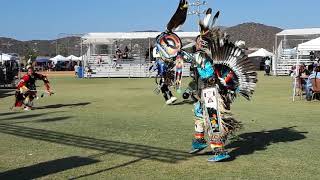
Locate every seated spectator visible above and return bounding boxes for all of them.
[115,47,122,59]
[97,55,102,66]
[305,66,320,101]
[310,51,315,61]
[85,66,92,78]
[123,46,129,59]
[308,62,315,72]
[299,64,310,91]
[292,64,309,96]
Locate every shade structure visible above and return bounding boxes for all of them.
[66,55,81,61]
[0,53,13,62]
[50,55,68,64]
[297,37,320,51]
[248,48,274,57]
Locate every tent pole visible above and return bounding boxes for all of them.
[148,38,151,63]
[293,50,300,102]
[274,35,278,75]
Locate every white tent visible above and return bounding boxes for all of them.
[0,53,13,62]
[50,55,68,64]
[297,37,320,51]
[66,55,81,61]
[248,48,274,57]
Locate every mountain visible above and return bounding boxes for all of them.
[0,22,282,57]
[0,36,81,58]
[225,22,282,51]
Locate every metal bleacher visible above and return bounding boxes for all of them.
[274,40,313,76]
[83,56,191,78]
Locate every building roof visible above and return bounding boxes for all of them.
[82,32,199,44]
[276,28,320,36]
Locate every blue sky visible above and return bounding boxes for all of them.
[0,0,319,40]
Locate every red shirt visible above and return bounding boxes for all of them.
[17,73,50,90]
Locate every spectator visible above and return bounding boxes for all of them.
[310,51,315,61]
[97,54,102,66]
[305,66,320,101]
[74,64,79,78]
[123,46,129,59]
[145,46,154,61]
[85,66,92,78]
[264,57,271,76]
[115,46,122,59]
[308,62,315,73]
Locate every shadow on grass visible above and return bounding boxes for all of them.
[35,116,72,123]
[224,126,308,161]
[0,156,100,180]
[70,157,147,180]
[171,100,195,106]
[0,112,21,117]
[8,116,73,124]
[0,111,65,121]
[0,124,189,164]
[0,89,14,99]
[35,102,91,110]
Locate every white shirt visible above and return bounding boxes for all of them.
[265,59,271,66]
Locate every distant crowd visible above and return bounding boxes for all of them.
[292,58,320,101]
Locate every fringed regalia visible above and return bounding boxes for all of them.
[153,0,257,161]
[14,61,52,111]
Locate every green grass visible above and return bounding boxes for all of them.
[0,72,320,179]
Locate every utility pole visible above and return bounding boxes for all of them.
[188,0,208,30]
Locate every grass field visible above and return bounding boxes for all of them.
[0,72,320,179]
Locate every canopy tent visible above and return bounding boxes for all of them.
[248,48,274,57]
[36,56,50,63]
[50,55,68,64]
[297,37,320,51]
[276,28,320,36]
[0,53,13,62]
[66,55,81,61]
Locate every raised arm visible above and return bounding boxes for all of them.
[35,73,51,94]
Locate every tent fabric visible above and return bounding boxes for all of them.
[50,55,68,64]
[297,37,320,51]
[0,53,13,61]
[248,48,274,57]
[277,28,320,36]
[66,55,81,61]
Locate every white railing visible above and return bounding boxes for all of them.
[275,58,313,75]
[83,63,191,78]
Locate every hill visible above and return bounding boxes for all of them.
[226,22,282,51]
[0,22,282,57]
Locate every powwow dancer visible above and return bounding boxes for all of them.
[150,0,189,104]
[153,0,257,162]
[175,54,184,93]
[150,48,177,105]
[14,62,53,111]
